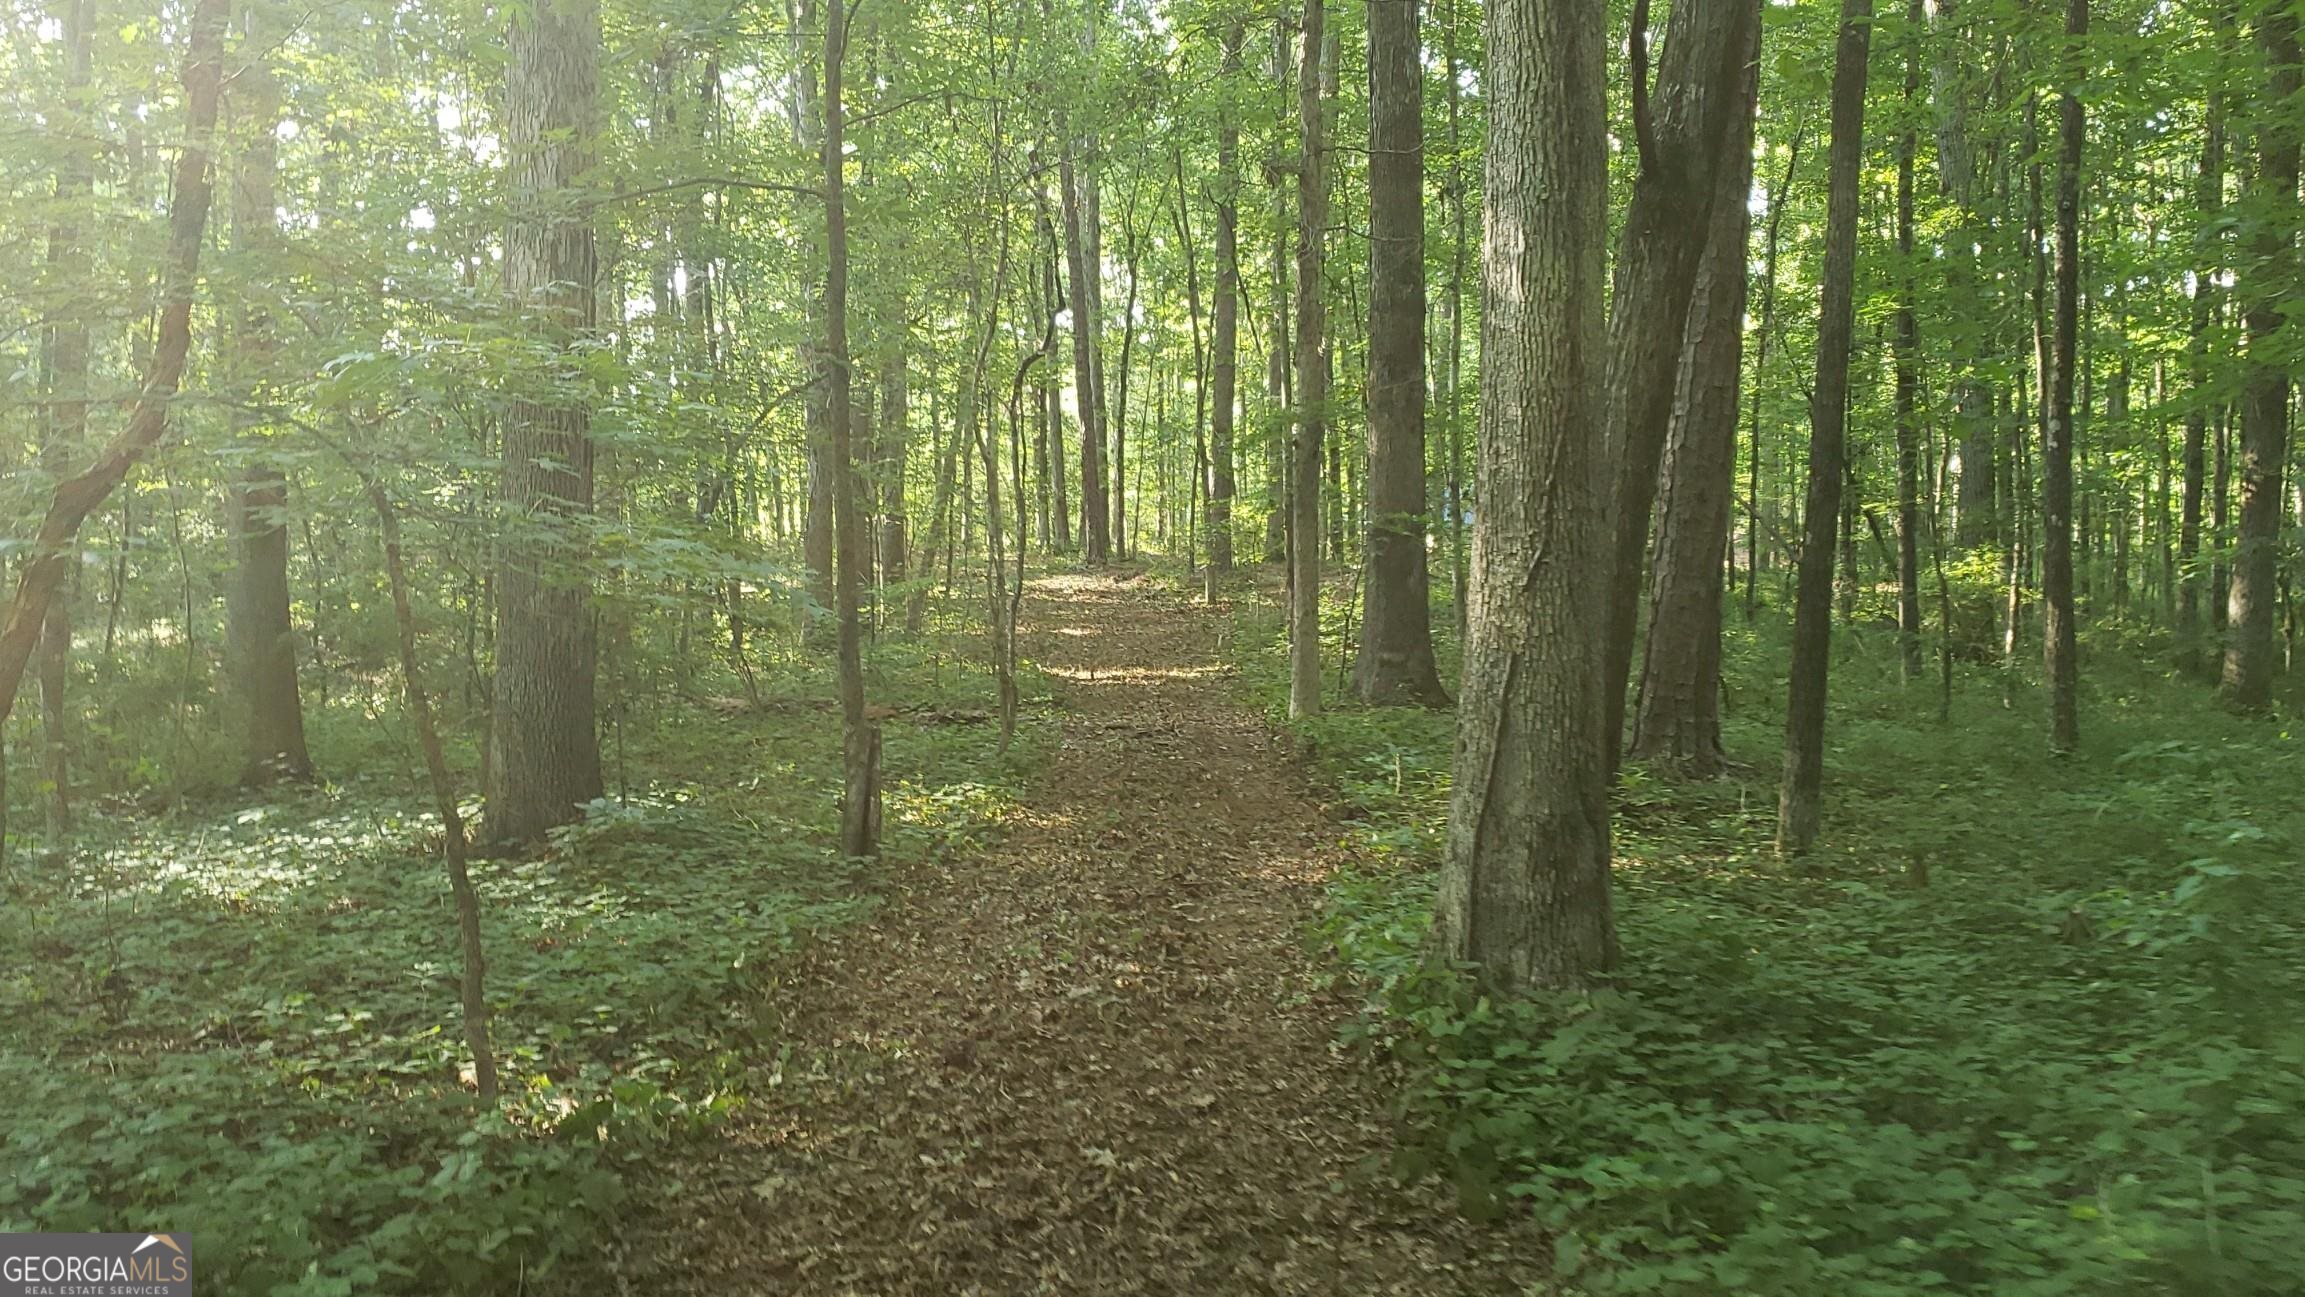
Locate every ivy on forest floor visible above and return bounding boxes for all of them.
[0,639,1049,1296]
[1233,594,2305,1297]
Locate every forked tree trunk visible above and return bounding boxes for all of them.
[1629,21,1758,777]
[1597,0,1761,769]
[1436,0,1616,994]
[484,0,605,848]
[1777,0,1872,855]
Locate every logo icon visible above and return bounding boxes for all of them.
[0,1232,194,1296]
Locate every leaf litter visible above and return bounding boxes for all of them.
[598,573,1545,1295]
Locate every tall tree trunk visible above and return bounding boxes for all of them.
[0,0,228,737]
[824,4,879,856]
[1748,130,1802,617]
[1894,0,1925,682]
[1209,20,1243,580]
[1265,13,1291,567]
[1353,0,1447,706]
[2224,2,2300,709]
[1438,0,1615,995]
[1630,20,1758,776]
[2041,0,2086,751]
[1776,0,1872,855]
[39,0,96,840]
[1288,0,1329,719]
[1043,203,1073,552]
[1442,0,1469,629]
[791,0,835,626]
[878,321,909,586]
[2180,35,2225,669]
[1112,205,1141,561]
[1598,0,1762,768]
[1060,146,1106,562]
[225,15,314,786]
[485,0,604,849]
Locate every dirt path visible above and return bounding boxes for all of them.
[622,573,1541,1295]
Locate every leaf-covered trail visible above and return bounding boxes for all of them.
[621,573,1541,1295]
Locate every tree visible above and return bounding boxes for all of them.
[1060,136,1108,563]
[1629,14,1759,776]
[1206,18,1243,587]
[2041,0,2085,753]
[484,0,605,849]
[1352,0,1447,707]
[825,0,881,857]
[1597,0,1761,767]
[2222,0,2298,710]
[224,12,315,786]
[0,0,229,739]
[1436,0,1616,993]
[2179,10,2227,671]
[1286,0,1328,720]
[1777,0,1872,855]
[1893,0,1925,683]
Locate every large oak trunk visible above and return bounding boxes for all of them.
[1436,0,1616,994]
[484,0,605,849]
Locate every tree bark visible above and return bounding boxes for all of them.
[1776,0,1872,855]
[1287,0,1329,720]
[225,14,314,786]
[1265,14,1291,568]
[1209,20,1243,580]
[2041,0,2085,752]
[1436,0,1616,994]
[1353,0,1448,707]
[484,0,605,849]
[1894,0,1925,682]
[824,3,880,857]
[878,322,909,586]
[1060,147,1107,562]
[2223,2,2299,710]
[1598,0,1762,768]
[2180,32,2225,669]
[1629,20,1758,776]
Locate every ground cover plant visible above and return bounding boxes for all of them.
[1238,592,2305,1296]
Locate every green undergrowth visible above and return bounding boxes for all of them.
[0,633,1049,1295]
[1235,595,2305,1296]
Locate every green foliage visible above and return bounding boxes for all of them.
[0,646,1042,1294]
[1238,602,2305,1296]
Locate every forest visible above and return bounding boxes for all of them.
[2,0,2302,1290]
